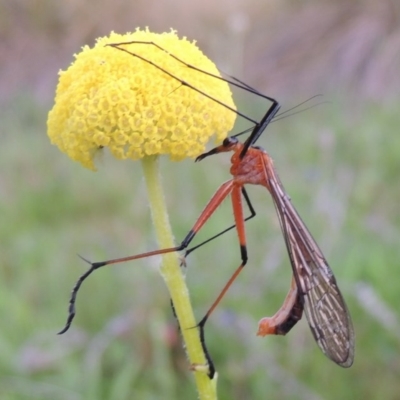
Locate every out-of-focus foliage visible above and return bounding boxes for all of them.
[1,1,399,399]
[1,0,400,103]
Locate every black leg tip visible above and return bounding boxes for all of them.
[57,312,75,335]
[57,324,70,335]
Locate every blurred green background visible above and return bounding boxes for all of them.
[1,1,400,399]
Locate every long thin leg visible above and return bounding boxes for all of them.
[197,185,248,330]
[169,296,216,378]
[174,187,254,379]
[257,276,304,337]
[59,180,234,334]
[240,99,280,158]
[109,41,281,118]
[197,320,216,379]
[108,42,255,125]
[184,187,256,258]
[191,185,248,378]
[120,41,278,103]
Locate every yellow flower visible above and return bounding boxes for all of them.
[47,29,236,170]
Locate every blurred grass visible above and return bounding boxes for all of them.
[1,88,400,399]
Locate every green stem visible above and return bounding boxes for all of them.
[141,156,217,400]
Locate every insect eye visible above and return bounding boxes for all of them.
[222,137,238,147]
[222,138,231,146]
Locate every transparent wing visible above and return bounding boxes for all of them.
[265,161,354,367]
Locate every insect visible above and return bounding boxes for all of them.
[59,41,354,371]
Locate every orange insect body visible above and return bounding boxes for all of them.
[197,137,354,367]
[230,146,272,189]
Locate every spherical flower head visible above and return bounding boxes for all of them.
[47,29,236,170]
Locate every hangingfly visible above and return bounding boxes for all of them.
[195,136,354,368]
[59,40,354,372]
